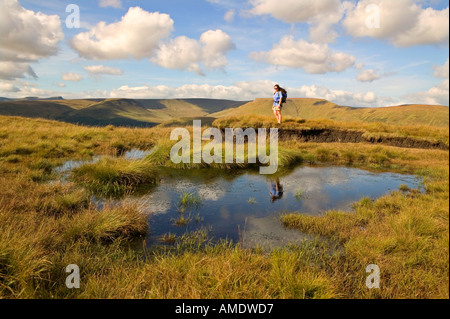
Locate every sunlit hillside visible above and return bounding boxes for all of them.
[0,97,448,127]
[212,98,450,127]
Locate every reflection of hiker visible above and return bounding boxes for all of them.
[270,178,284,203]
[273,84,287,124]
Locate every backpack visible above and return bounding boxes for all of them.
[281,89,288,104]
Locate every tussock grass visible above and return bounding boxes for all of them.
[0,203,148,298]
[70,158,159,197]
[143,138,305,172]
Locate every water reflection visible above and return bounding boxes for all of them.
[106,165,422,248]
[269,178,284,203]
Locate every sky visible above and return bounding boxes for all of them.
[0,0,448,107]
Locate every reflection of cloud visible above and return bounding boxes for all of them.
[276,166,353,215]
[134,178,230,215]
[172,180,196,193]
[242,215,309,249]
[281,166,351,197]
[322,167,353,186]
[171,179,228,202]
[197,182,227,201]
[130,190,172,215]
[298,193,330,215]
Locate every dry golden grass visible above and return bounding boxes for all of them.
[212,99,449,127]
[213,115,449,147]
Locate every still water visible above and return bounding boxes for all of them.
[97,165,422,248]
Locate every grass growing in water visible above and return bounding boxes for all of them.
[160,233,177,244]
[295,188,306,201]
[172,215,193,227]
[176,192,203,213]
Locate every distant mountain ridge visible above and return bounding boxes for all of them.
[0,98,250,127]
[0,97,448,127]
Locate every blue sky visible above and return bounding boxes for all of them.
[0,0,448,106]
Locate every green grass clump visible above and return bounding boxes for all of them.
[177,192,203,213]
[295,188,306,201]
[70,158,160,196]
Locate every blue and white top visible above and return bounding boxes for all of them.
[273,91,282,107]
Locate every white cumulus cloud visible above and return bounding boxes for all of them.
[0,62,37,80]
[290,84,378,107]
[249,36,356,74]
[109,80,383,107]
[0,81,19,93]
[152,30,235,75]
[0,0,63,80]
[200,30,236,69]
[403,79,449,106]
[248,0,349,43]
[356,69,381,82]
[342,0,449,47]
[152,36,204,75]
[70,7,174,60]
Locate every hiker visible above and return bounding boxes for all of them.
[269,178,284,203]
[273,84,286,124]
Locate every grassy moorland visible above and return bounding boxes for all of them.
[213,115,449,148]
[0,114,448,299]
[212,99,450,127]
[0,98,448,128]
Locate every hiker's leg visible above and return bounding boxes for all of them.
[276,110,282,124]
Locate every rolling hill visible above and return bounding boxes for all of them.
[0,97,447,127]
[212,98,450,127]
[0,98,250,127]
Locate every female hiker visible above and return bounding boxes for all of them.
[273,84,286,124]
[269,178,283,203]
